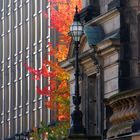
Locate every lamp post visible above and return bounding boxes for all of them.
[15,134,20,140]
[69,6,85,134]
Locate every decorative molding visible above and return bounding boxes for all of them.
[85,8,120,27]
[107,89,140,138]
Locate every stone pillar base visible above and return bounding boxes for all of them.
[66,134,101,140]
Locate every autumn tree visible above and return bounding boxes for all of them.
[26,0,82,139]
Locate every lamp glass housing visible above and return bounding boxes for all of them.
[70,21,83,42]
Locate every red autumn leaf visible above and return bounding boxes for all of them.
[25,0,82,122]
[32,76,40,81]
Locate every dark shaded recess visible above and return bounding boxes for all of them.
[138,14,140,60]
[119,0,131,86]
[119,60,130,90]
[132,120,140,133]
[120,0,129,7]
[119,8,131,91]
[103,105,113,139]
[79,4,100,23]
[132,96,140,132]
[108,0,120,11]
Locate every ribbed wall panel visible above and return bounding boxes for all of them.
[0,0,50,139]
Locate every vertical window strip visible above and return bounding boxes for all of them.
[27,1,30,131]
[39,0,43,123]
[14,1,18,134]
[1,1,5,139]
[0,11,2,138]
[19,0,23,133]
[27,76,30,131]
[34,0,38,127]
[47,1,51,124]
[39,54,43,123]
[24,0,30,131]
[138,14,140,75]
[7,0,12,137]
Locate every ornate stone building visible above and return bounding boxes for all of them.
[61,0,140,139]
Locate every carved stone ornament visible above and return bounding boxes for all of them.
[107,89,140,138]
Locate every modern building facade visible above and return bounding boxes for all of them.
[0,0,52,139]
[62,0,140,140]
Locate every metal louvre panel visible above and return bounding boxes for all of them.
[0,0,50,139]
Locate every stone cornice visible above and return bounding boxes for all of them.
[97,39,120,56]
[60,38,120,71]
[85,8,120,27]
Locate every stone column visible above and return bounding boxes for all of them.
[119,0,140,90]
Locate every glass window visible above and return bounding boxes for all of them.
[4,35,8,61]
[32,18,35,46]
[18,61,22,79]
[18,27,22,52]
[5,71,9,112]
[0,37,2,63]
[0,0,3,13]
[18,8,22,25]
[4,0,9,16]
[0,14,2,36]
[18,80,22,106]
[37,14,41,42]
[37,52,41,69]
[25,22,29,50]
[37,0,41,12]
[7,34,11,58]
[32,1,35,15]
[13,10,16,28]
[4,17,8,35]
[13,82,18,108]
[25,2,29,21]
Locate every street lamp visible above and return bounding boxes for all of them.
[69,6,85,134]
